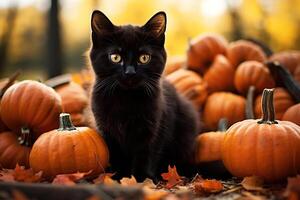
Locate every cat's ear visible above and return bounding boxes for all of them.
[142,11,167,38]
[91,10,114,34]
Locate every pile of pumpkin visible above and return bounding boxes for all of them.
[164,33,300,182]
[0,74,109,179]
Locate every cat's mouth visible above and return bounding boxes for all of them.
[119,77,143,89]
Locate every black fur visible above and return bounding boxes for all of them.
[90,10,200,181]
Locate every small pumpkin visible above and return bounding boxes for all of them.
[163,55,186,76]
[0,80,62,140]
[227,40,267,68]
[187,34,228,74]
[0,130,32,168]
[204,55,235,93]
[29,113,109,178]
[203,92,246,130]
[282,103,300,126]
[222,89,300,182]
[254,87,295,120]
[234,61,275,95]
[166,69,208,109]
[195,119,227,163]
[269,51,300,74]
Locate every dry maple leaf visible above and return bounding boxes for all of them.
[241,176,265,191]
[52,171,91,186]
[0,168,15,182]
[13,164,43,183]
[161,165,182,189]
[120,175,138,186]
[93,173,116,185]
[194,179,223,193]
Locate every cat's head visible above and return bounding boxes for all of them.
[90,10,167,90]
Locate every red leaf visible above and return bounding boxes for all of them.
[13,164,42,183]
[93,173,116,185]
[194,179,223,193]
[161,165,182,189]
[52,171,91,186]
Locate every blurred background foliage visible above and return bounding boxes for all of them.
[0,0,300,79]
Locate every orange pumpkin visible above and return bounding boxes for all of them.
[203,92,246,130]
[0,80,62,140]
[269,51,300,74]
[29,113,109,178]
[163,55,186,76]
[254,87,295,120]
[282,103,300,126]
[71,68,94,91]
[166,69,208,109]
[195,119,227,163]
[227,40,267,68]
[187,34,228,74]
[234,61,275,95]
[204,55,235,93]
[0,130,31,168]
[222,89,300,182]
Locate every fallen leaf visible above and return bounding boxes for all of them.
[120,175,137,186]
[13,164,42,183]
[241,176,264,191]
[12,190,29,200]
[52,171,91,186]
[194,179,223,193]
[0,168,15,182]
[241,191,267,200]
[142,178,156,189]
[93,173,116,185]
[161,165,182,189]
[143,188,169,200]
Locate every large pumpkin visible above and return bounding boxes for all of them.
[187,34,228,74]
[203,92,246,130]
[0,131,31,168]
[163,55,186,76]
[227,40,267,68]
[204,55,235,93]
[269,51,300,74]
[29,113,109,178]
[0,80,62,140]
[234,61,275,95]
[283,103,300,126]
[254,87,295,120]
[166,69,208,109]
[222,89,300,182]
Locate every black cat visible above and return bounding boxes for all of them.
[90,10,200,181]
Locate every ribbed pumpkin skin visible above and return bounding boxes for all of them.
[227,40,267,68]
[0,81,62,139]
[269,51,300,74]
[187,34,228,74]
[29,127,109,178]
[234,61,275,95]
[195,131,225,163]
[283,103,300,126]
[0,132,31,168]
[222,119,300,182]
[55,82,88,126]
[164,56,186,76]
[254,88,295,120]
[204,55,235,93]
[166,69,208,109]
[203,93,245,130]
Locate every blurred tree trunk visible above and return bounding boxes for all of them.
[226,1,243,41]
[0,7,18,76]
[47,0,63,78]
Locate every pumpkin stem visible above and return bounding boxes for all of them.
[245,86,255,119]
[44,74,71,88]
[218,118,228,131]
[58,113,76,131]
[258,88,278,125]
[19,127,32,147]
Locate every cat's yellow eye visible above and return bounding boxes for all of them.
[110,53,122,63]
[138,54,151,64]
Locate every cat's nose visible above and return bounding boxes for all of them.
[125,65,136,76]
